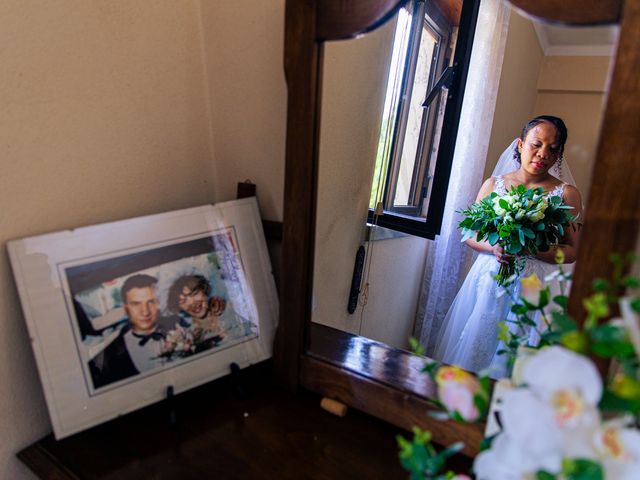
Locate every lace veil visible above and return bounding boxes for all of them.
[491,138,577,186]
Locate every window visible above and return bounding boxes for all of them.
[368,0,480,239]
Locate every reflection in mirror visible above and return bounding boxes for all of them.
[312,0,617,378]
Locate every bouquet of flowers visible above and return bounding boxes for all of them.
[157,325,222,361]
[458,184,574,285]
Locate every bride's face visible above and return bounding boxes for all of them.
[517,122,561,175]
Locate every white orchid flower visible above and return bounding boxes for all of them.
[521,347,602,428]
[474,433,538,480]
[515,209,525,220]
[500,389,564,466]
[594,418,640,480]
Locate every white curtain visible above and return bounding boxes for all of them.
[415,0,510,355]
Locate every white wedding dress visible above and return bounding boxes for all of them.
[432,176,568,378]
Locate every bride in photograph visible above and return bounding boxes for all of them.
[433,115,583,378]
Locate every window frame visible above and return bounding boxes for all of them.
[367,0,481,240]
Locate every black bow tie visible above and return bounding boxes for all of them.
[131,331,164,346]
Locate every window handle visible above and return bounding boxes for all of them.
[421,65,455,108]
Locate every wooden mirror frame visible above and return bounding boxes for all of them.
[276,0,639,455]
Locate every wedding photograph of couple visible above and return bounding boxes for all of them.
[65,231,257,392]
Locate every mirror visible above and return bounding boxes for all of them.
[279,0,636,457]
[311,0,618,379]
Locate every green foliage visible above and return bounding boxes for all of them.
[409,337,427,357]
[397,427,464,480]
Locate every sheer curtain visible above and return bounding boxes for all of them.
[415,0,510,355]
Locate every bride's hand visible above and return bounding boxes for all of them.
[492,245,512,264]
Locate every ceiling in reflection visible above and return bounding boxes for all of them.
[533,23,619,56]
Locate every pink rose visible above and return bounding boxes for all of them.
[436,366,482,422]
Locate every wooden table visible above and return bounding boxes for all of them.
[18,361,435,479]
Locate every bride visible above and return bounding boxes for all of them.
[433,115,583,378]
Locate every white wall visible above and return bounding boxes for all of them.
[312,15,429,349]
[0,1,286,477]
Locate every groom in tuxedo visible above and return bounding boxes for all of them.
[92,274,174,388]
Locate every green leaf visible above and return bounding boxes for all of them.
[631,297,640,313]
[522,227,535,239]
[561,330,589,354]
[506,242,522,254]
[599,389,640,415]
[623,276,640,288]
[561,458,604,480]
[591,278,609,293]
[589,324,635,358]
[511,304,531,315]
[479,434,497,452]
[551,311,577,332]
[497,322,510,343]
[535,222,546,231]
[610,374,640,400]
[473,392,488,417]
[583,293,609,320]
[499,198,509,209]
[553,295,568,309]
[422,361,440,378]
[488,231,499,245]
[518,229,525,246]
[409,337,426,356]
[538,288,550,309]
[536,471,557,480]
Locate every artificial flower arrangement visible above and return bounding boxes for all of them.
[458,185,575,285]
[398,253,640,479]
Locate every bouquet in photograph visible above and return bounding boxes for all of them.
[157,325,223,361]
[458,184,575,286]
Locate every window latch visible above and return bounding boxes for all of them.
[421,65,456,108]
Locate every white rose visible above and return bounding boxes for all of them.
[528,210,545,222]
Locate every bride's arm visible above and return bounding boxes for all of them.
[532,185,583,264]
[464,177,511,264]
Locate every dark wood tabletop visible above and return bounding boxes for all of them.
[18,361,472,479]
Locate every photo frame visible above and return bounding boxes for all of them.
[8,197,278,439]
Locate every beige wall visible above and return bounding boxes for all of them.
[534,56,612,200]
[0,1,286,478]
[485,10,544,178]
[199,1,286,221]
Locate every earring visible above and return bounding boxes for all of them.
[556,155,564,177]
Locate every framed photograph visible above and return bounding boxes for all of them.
[8,197,278,439]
